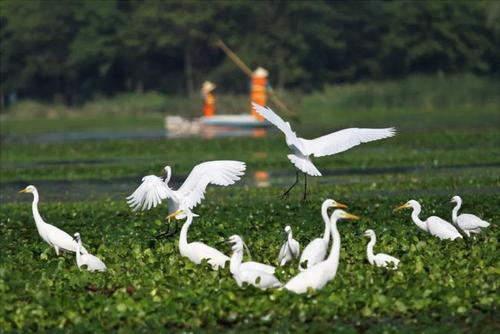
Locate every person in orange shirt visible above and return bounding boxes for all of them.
[250,67,269,122]
[201,81,216,117]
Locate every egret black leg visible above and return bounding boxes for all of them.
[155,222,170,239]
[281,171,300,199]
[302,173,308,201]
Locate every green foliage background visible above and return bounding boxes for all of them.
[0,75,499,331]
[1,0,499,103]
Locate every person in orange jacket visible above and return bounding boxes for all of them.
[250,67,269,121]
[201,81,216,117]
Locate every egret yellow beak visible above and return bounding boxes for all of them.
[166,209,184,221]
[18,188,28,193]
[335,201,348,209]
[342,212,360,220]
[393,203,410,212]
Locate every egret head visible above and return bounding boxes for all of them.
[322,198,348,211]
[284,225,292,233]
[394,199,420,212]
[19,185,36,194]
[166,208,198,220]
[363,229,375,238]
[330,209,360,221]
[450,195,461,203]
[73,232,81,241]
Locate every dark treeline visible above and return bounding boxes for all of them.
[1,0,499,105]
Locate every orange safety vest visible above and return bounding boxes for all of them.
[250,76,267,121]
[203,92,215,117]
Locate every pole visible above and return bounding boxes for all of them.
[214,39,297,120]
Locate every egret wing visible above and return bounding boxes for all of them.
[457,214,490,229]
[44,224,79,253]
[300,127,396,157]
[127,175,171,211]
[428,216,462,240]
[178,161,246,209]
[252,103,302,149]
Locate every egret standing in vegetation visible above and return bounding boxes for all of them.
[19,185,87,255]
[227,235,276,274]
[299,199,347,271]
[168,209,229,270]
[450,195,490,237]
[278,226,300,266]
[252,103,396,199]
[127,160,246,235]
[284,210,359,294]
[229,235,282,290]
[394,200,462,240]
[363,229,400,269]
[73,233,107,272]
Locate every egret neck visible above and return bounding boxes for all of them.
[366,233,376,265]
[30,189,46,235]
[321,201,331,244]
[451,198,462,224]
[179,214,193,251]
[325,215,342,280]
[410,203,428,232]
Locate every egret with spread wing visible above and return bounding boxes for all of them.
[252,103,395,199]
[127,160,246,235]
[451,195,490,237]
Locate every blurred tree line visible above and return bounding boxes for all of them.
[1,0,498,105]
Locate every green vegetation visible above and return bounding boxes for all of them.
[0,76,499,331]
[1,1,498,102]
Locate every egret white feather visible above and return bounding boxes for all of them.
[127,161,246,214]
[395,200,462,240]
[451,195,490,237]
[364,229,400,269]
[19,185,87,255]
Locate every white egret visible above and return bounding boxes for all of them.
[252,103,395,199]
[228,235,276,274]
[299,199,347,271]
[284,210,359,294]
[363,229,400,269]
[127,161,246,235]
[19,185,87,255]
[277,225,300,266]
[73,233,107,272]
[451,195,490,237]
[169,209,229,270]
[229,235,282,290]
[394,200,462,240]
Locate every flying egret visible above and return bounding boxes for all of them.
[284,210,359,294]
[363,229,400,269]
[127,161,246,235]
[229,235,282,290]
[394,200,462,240]
[451,195,490,237]
[252,103,396,199]
[299,199,347,271]
[168,209,229,270]
[277,225,300,266]
[73,233,107,272]
[19,185,87,255]
[227,235,276,274]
